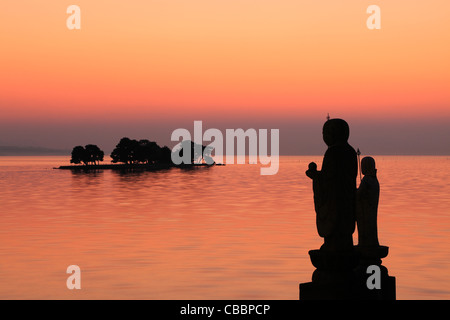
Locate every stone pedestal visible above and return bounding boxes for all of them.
[299,245,396,300]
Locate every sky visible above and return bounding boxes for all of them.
[0,1,449,155]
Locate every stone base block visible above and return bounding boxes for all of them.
[299,275,396,300]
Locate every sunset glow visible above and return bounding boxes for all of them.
[1,1,449,123]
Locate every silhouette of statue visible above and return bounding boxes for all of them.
[356,156,380,247]
[300,121,396,300]
[305,118,357,251]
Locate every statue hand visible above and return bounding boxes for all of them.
[305,162,318,179]
[305,170,315,179]
[308,162,317,171]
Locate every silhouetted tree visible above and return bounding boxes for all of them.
[135,139,160,164]
[70,144,104,165]
[111,137,137,164]
[85,144,104,165]
[70,146,87,165]
[110,137,165,164]
[158,146,173,164]
[203,145,215,165]
[175,140,207,164]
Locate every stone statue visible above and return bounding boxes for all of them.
[305,119,357,251]
[356,156,380,247]
[300,120,396,300]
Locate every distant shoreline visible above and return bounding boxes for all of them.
[56,163,224,170]
[0,146,69,156]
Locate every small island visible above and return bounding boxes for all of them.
[57,137,223,171]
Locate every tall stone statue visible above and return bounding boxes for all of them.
[305,118,357,251]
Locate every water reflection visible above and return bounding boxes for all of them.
[0,156,449,299]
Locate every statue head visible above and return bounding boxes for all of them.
[361,156,377,176]
[322,119,350,146]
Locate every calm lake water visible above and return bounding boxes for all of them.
[0,156,449,299]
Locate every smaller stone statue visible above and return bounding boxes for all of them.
[356,156,380,247]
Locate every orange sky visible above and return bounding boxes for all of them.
[1,1,449,123]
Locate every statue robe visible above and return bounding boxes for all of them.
[356,174,380,247]
[312,142,357,250]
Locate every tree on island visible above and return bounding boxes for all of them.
[85,144,104,165]
[135,139,160,164]
[70,146,87,165]
[70,144,104,165]
[110,137,138,164]
[158,146,173,164]
[174,140,213,164]
[110,137,173,165]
